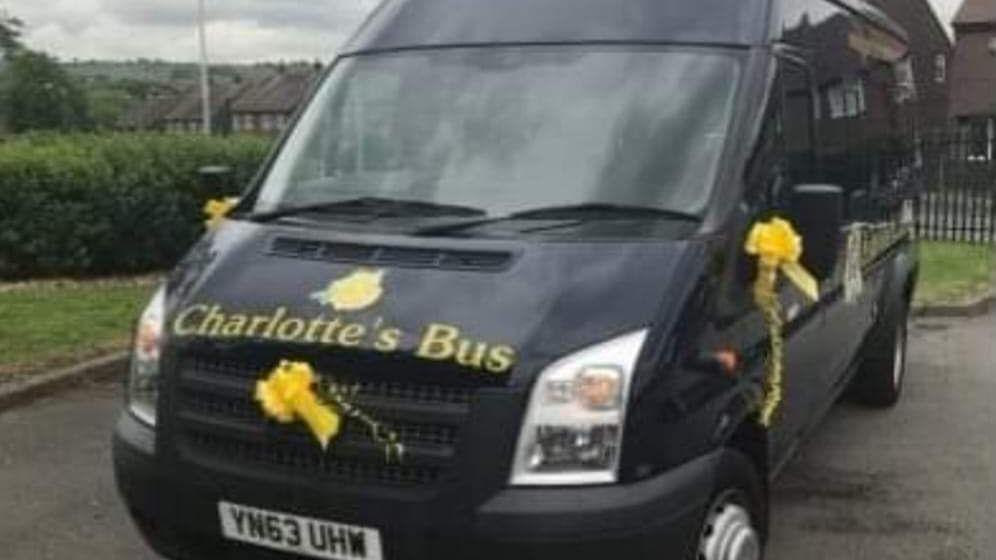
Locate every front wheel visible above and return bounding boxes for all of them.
[852,303,908,407]
[694,452,766,560]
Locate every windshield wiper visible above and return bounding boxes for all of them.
[247,197,487,223]
[507,203,701,221]
[415,203,700,236]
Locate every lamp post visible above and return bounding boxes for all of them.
[198,0,211,135]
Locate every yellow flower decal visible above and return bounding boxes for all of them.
[255,361,341,449]
[203,197,239,230]
[745,217,820,428]
[312,268,385,312]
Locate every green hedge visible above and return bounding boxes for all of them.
[0,133,271,279]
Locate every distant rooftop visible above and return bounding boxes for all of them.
[164,81,253,122]
[231,68,320,115]
[953,0,996,26]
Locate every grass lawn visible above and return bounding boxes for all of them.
[916,241,996,306]
[0,281,155,378]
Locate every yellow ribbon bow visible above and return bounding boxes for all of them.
[255,361,341,449]
[744,217,820,427]
[203,197,239,230]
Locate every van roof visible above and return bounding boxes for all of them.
[342,0,771,54]
[341,0,908,55]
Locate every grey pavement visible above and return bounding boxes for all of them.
[768,312,996,560]
[0,312,993,559]
[0,380,155,560]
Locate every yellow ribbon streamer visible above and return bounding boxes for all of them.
[744,218,820,427]
[255,361,341,449]
[203,197,239,230]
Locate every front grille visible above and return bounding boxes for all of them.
[173,352,474,487]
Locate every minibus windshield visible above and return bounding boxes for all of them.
[255,46,742,221]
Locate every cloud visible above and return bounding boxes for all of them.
[2,0,380,62]
[100,0,377,32]
[930,0,962,37]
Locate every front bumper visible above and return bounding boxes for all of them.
[114,411,718,560]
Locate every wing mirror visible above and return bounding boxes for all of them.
[789,184,844,281]
[198,165,234,196]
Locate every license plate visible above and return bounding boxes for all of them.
[219,501,383,560]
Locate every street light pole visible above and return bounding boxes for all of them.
[198,0,211,135]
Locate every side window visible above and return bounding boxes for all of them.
[744,76,784,208]
[781,58,816,196]
[780,0,914,221]
[779,0,855,192]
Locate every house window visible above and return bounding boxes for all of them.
[827,85,845,119]
[853,77,866,114]
[894,59,916,102]
[934,54,946,84]
[967,119,992,161]
[261,114,275,132]
[825,79,865,119]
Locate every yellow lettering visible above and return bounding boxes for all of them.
[221,314,248,337]
[276,318,306,341]
[197,305,226,337]
[456,340,487,369]
[321,318,344,344]
[305,317,327,343]
[337,324,366,347]
[262,307,287,338]
[172,304,208,337]
[416,324,460,361]
[374,328,402,352]
[485,346,516,374]
[245,315,271,339]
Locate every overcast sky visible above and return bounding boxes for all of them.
[0,0,968,64]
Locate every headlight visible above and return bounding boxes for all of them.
[510,329,648,486]
[128,286,165,426]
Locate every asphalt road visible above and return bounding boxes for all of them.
[0,312,992,560]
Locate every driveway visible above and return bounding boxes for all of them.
[768,312,995,560]
[0,312,992,559]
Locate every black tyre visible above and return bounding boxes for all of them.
[692,451,767,560]
[852,301,908,407]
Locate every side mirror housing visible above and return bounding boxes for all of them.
[198,165,234,196]
[790,184,844,281]
[847,189,868,222]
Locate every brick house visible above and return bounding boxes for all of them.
[867,0,953,133]
[230,67,320,134]
[162,82,252,134]
[118,89,184,132]
[949,0,996,159]
[783,1,950,151]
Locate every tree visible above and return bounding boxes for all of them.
[0,12,23,56]
[87,87,133,130]
[4,50,92,132]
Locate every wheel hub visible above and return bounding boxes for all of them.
[698,502,760,560]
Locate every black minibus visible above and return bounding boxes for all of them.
[114,1,920,558]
